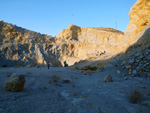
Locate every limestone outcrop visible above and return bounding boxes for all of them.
[123,0,150,51]
[5,74,26,92]
[116,0,150,77]
[0,21,61,67]
[57,24,124,66]
[0,21,124,67]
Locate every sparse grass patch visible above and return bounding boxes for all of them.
[36,65,40,68]
[48,79,52,84]
[90,66,98,71]
[98,107,102,113]
[129,90,143,103]
[27,72,31,74]
[84,66,98,71]
[18,64,24,67]
[43,86,47,89]
[113,53,122,60]
[75,66,79,70]
[52,75,60,82]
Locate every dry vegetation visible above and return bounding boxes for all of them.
[128,90,143,103]
[91,27,124,35]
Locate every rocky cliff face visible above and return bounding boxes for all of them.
[0,21,62,67]
[119,0,150,56]
[0,21,124,67]
[56,25,124,66]
[122,0,150,51]
[117,0,150,77]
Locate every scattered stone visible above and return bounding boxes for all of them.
[5,74,26,92]
[61,90,69,100]
[139,55,144,59]
[104,75,112,82]
[131,74,136,77]
[62,79,70,83]
[129,59,134,64]
[132,69,137,75]
[126,65,132,70]
[124,76,128,80]
[117,70,121,74]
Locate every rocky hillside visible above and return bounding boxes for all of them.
[0,21,124,67]
[122,0,150,51]
[115,0,150,77]
[0,21,61,67]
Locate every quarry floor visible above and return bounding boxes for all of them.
[0,65,150,113]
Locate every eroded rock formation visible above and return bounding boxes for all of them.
[0,21,124,67]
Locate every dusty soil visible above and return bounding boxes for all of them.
[0,65,150,113]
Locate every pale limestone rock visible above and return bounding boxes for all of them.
[123,0,150,52]
[104,75,112,82]
[5,74,26,92]
[57,24,124,66]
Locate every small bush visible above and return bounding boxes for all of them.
[90,66,98,71]
[27,72,31,74]
[43,86,47,89]
[2,65,7,67]
[84,66,98,71]
[52,75,60,82]
[75,66,79,70]
[129,90,143,103]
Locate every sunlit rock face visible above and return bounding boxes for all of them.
[0,21,61,67]
[57,24,124,66]
[123,0,150,50]
[118,0,150,77]
[0,21,124,67]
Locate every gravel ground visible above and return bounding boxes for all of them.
[0,65,150,113]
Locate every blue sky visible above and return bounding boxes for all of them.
[0,0,137,36]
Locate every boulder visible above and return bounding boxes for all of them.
[5,74,26,92]
[104,75,113,82]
